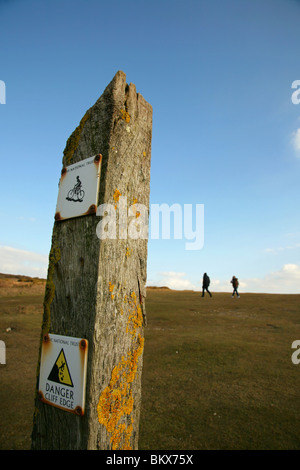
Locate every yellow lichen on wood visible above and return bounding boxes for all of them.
[42,243,61,338]
[63,111,90,165]
[97,334,144,450]
[113,189,122,210]
[97,281,145,449]
[126,292,143,336]
[120,108,130,123]
[131,198,140,218]
[109,281,115,300]
[35,240,61,383]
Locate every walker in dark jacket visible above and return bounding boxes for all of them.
[231,276,240,298]
[202,273,212,297]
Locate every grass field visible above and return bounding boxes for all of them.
[1,275,300,450]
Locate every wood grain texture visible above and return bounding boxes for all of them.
[31,71,152,449]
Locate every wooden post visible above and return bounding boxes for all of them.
[31,71,152,450]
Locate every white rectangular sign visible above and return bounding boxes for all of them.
[38,334,88,415]
[55,154,102,221]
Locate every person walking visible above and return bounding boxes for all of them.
[202,273,212,297]
[231,276,240,298]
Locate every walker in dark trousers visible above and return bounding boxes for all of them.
[231,276,240,298]
[202,272,212,297]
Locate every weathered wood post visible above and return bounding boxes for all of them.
[31,71,152,450]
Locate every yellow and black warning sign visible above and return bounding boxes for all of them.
[39,334,88,414]
[47,348,74,387]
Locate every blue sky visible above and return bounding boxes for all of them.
[1,0,300,292]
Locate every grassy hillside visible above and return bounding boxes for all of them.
[0,275,299,449]
[139,289,300,449]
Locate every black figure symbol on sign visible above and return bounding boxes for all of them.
[47,348,74,387]
[66,176,85,202]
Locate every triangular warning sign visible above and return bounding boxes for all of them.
[47,348,74,387]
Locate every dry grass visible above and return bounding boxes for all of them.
[139,290,300,449]
[0,277,300,449]
[0,275,45,450]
